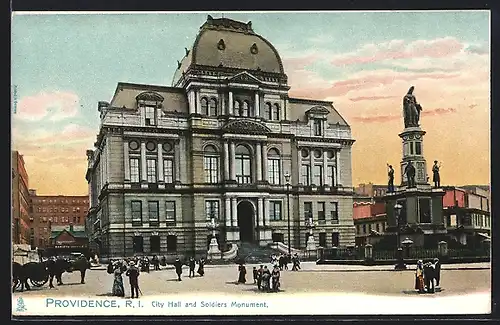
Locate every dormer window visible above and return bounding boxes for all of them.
[313,119,323,136]
[145,106,156,126]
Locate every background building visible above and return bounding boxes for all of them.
[353,185,490,248]
[47,225,89,257]
[30,192,89,248]
[12,151,32,246]
[86,16,356,259]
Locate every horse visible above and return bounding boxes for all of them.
[46,257,91,288]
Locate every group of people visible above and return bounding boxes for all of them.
[251,264,281,292]
[415,258,441,294]
[174,257,206,281]
[108,260,140,298]
[270,253,301,271]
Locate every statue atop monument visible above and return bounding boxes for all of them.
[403,86,423,128]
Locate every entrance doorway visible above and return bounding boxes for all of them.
[237,201,255,243]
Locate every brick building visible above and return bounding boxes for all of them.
[30,191,89,248]
[12,151,32,246]
[85,16,356,259]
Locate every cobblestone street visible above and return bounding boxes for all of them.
[13,262,490,298]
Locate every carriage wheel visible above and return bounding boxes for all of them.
[30,278,49,287]
[13,278,21,290]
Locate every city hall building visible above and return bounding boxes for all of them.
[86,16,356,259]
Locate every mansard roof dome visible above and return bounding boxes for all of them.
[173,15,285,85]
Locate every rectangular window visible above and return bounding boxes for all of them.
[383,223,386,232]
[131,201,142,226]
[145,106,156,126]
[268,159,281,185]
[330,202,339,222]
[133,236,144,253]
[205,200,220,221]
[130,158,140,183]
[356,225,360,234]
[204,156,219,183]
[166,235,177,252]
[368,224,372,232]
[165,201,176,224]
[313,119,323,136]
[326,165,336,186]
[313,165,323,186]
[317,202,325,222]
[164,159,174,184]
[236,156,252,184]
[410,142,414,155]
[146,159,157,183]
[273,106,280,121]
[150,235,160,253]
[319,232,327,247]
[304,202,313,220]
[332,232,340,247]
[301,164,310,186]
[148,201,159,227]
[362,224,367,234]
[376,223,380,232]
[269,201,282,221]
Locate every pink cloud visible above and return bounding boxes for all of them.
[352,107,457,124]
[349,95,398,102]
[332,37,464,66]
[15,91,80,121]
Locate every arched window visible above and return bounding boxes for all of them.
[200,97,209,115]
[273,103,280,121]
[235,145,252,184]
[209,98,218,116]
[234,100,241,116]
[267,148,281,185]
[242,100,250,117]
[265,102,272,120]
[203,145,219,184]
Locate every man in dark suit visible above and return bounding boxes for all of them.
[433,258,441,289]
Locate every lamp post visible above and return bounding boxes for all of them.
[394,203,406,270]
[285,172,291,255]
[206,213,221,259]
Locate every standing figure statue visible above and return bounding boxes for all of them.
[432,160,441,188]
[403,86,423,128]
[387,163,395,193]
[404,160,416,188]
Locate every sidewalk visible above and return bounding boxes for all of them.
[90,261,490,272]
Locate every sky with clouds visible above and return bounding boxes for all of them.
[11,11,490,195]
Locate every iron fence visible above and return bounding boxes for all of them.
[320,247,364,260]
[448,248,489,258]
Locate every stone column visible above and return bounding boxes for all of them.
[258,198,264,227]
[263,198,270,226]
[123,142,130,181]
[230,141,236,181]
[262,143,268,182]
[309,149,314,185]
[228,91,233,115]
[195,90,200,114]
[189,91,195,114]
[224,141,230,181]
[231,198,238,227]
[256,142,262,181]
[335,149,341,186]
[175,140,181,183]
[254,92,260,117]
[157,143,164,182]
[225,198,231,227]
[140,142,147,182]
[323,152,328,186]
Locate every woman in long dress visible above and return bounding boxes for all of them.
[237,263,247,284]
[197,258,205,277]
[415,260,425,293]
[112,262,125,297]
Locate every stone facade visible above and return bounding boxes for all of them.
[85,16,356,259]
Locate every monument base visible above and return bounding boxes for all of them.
[207,237,221,259]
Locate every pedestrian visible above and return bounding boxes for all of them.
[174,258,183,281]
[271,265,281,292]
[111,262,125,297]
[285,254,290,270]
[262,266,271,292]
[433,258,441,289]
[125,261,140,299]
[152,255,160,271]
[189,257,196,278]
[160,255,167,267]
[278,255,284,270]
[197,257,205,276]
[252,267,258,284]
[423,262,435,293]
[415,260,425,294]
[257,265,264,290]
[237,263,247,284]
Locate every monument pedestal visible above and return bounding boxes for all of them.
[207,237,221,260]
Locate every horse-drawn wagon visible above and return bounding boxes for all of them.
[12,247,49,291]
